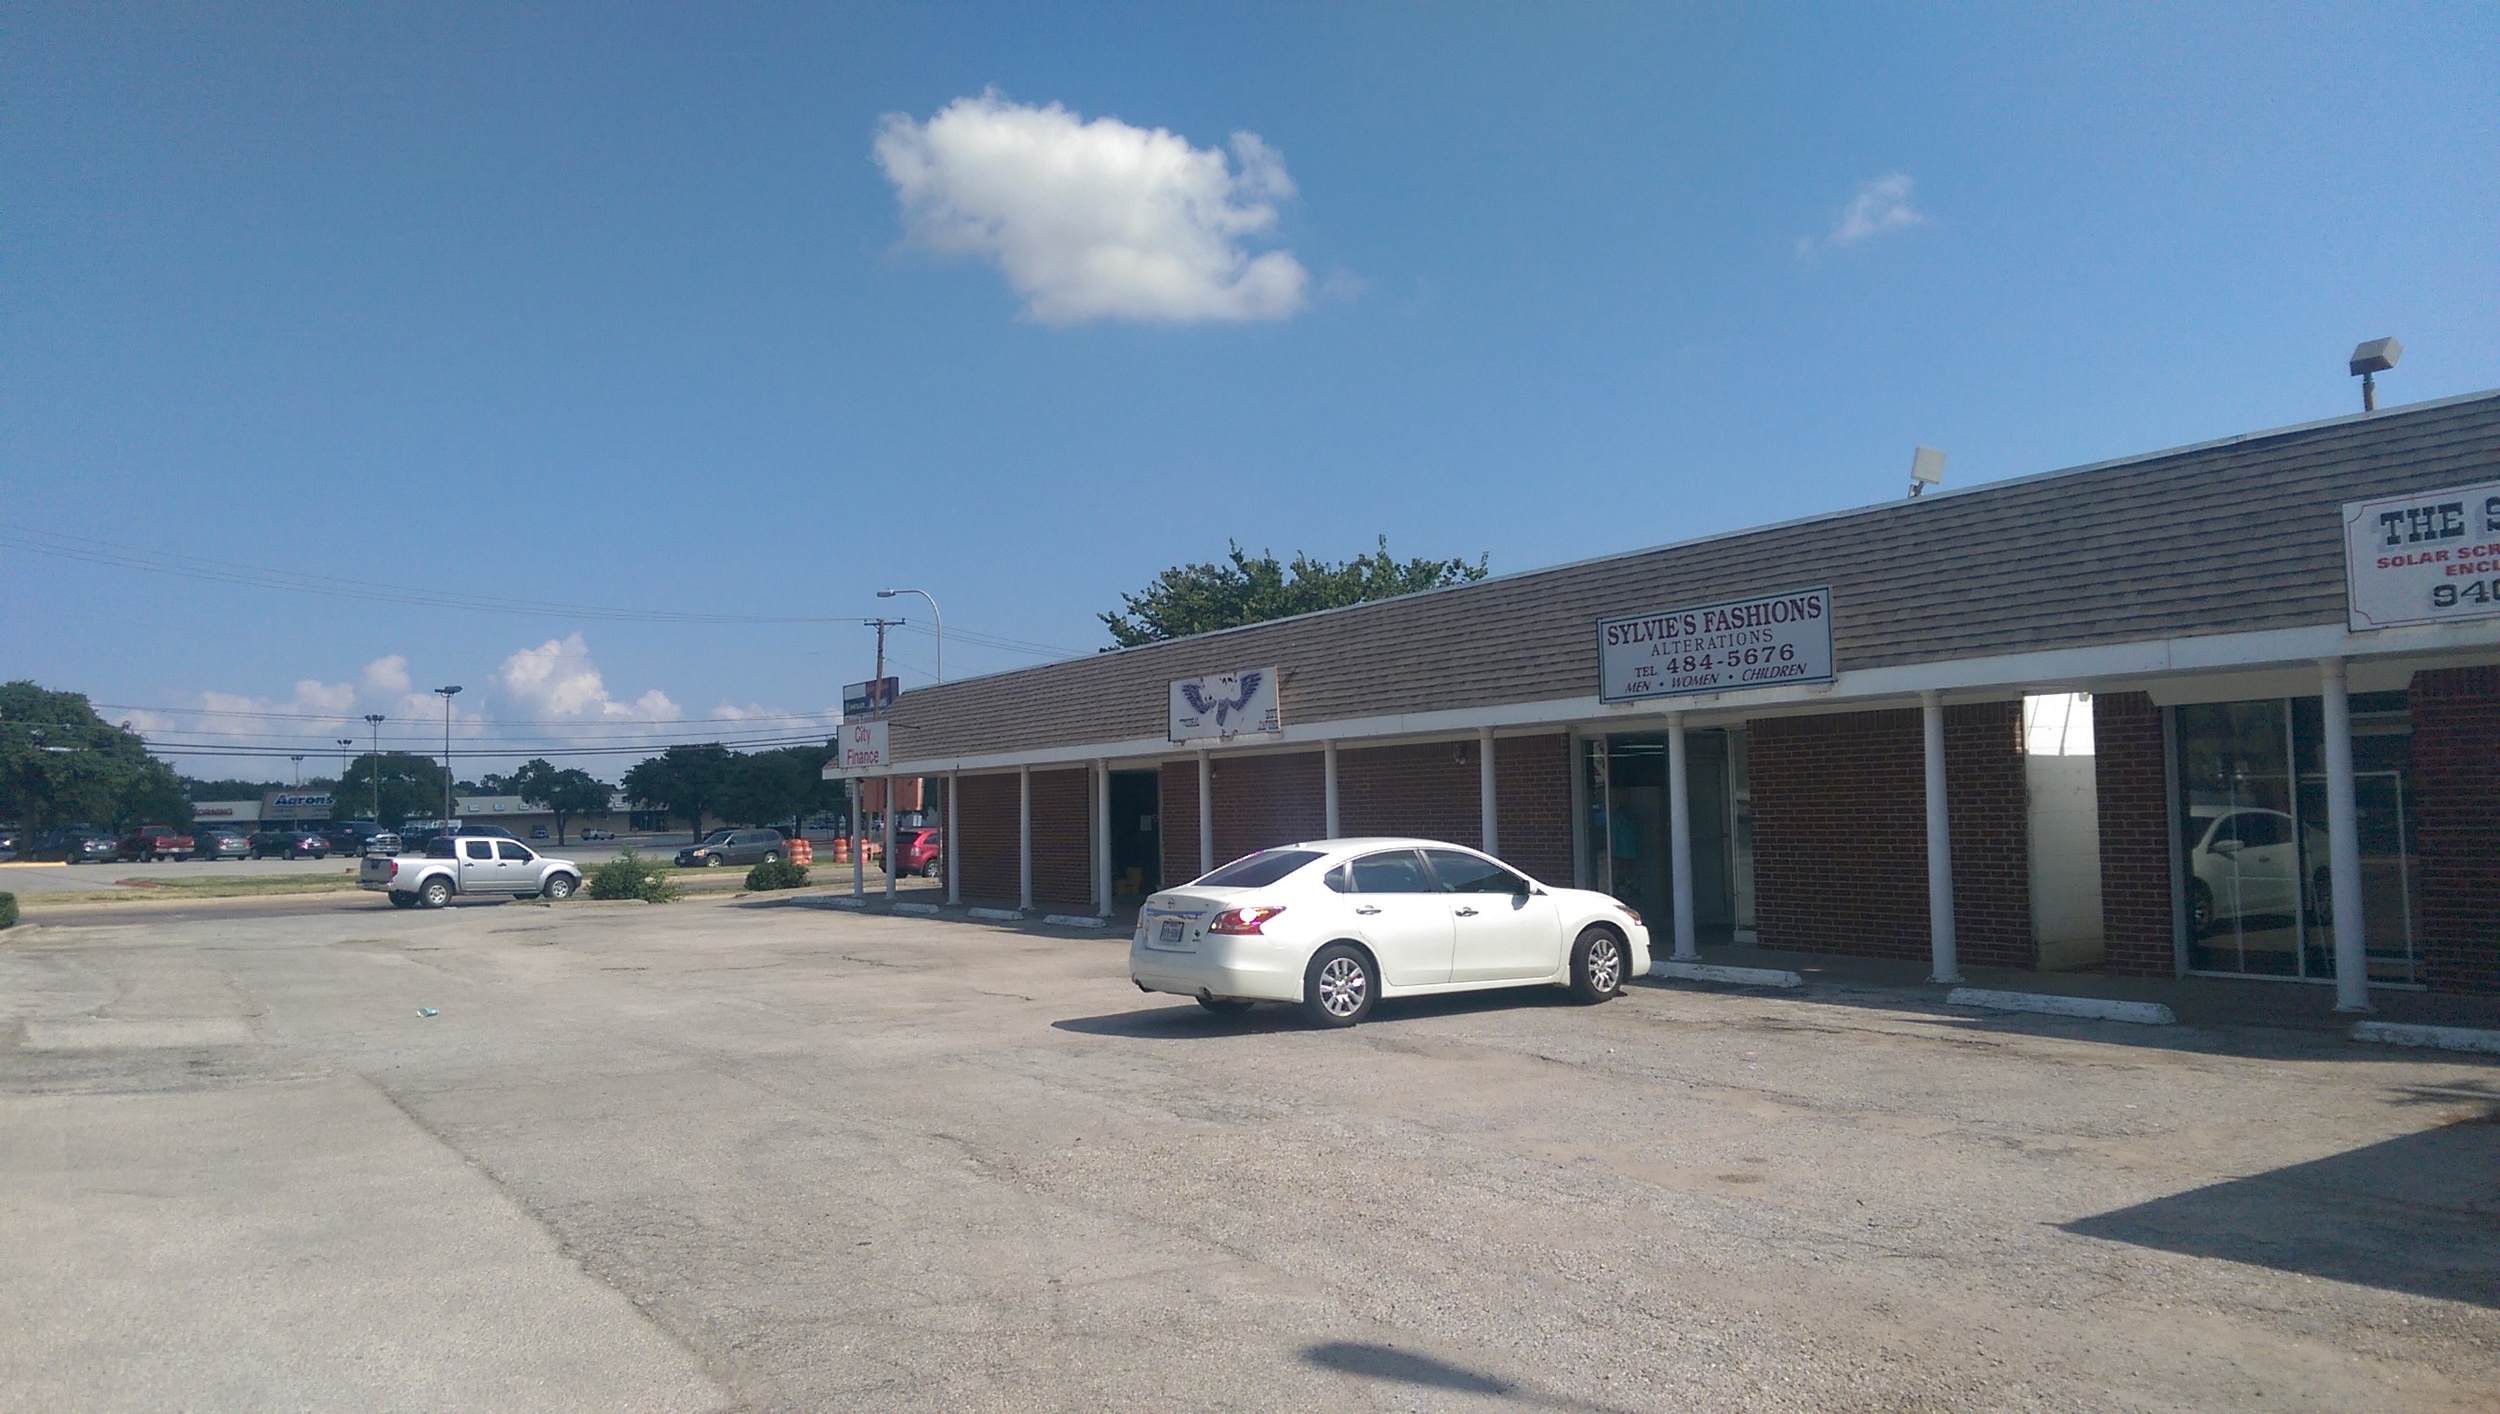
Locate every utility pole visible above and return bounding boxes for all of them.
[364,715,385,822]
[866,618,904,696]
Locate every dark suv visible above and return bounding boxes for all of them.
[676,828,788,868]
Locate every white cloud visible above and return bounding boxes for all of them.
[1801,173,1928,255]
[874,93,1309,325]
[361,655,411,699]
[497,634,682,721]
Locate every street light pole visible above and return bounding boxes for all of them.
[364,715,386,822]
[875,588,943,683]
[434,686,462,823]
[290,755,304,786]
[337,738,354,797]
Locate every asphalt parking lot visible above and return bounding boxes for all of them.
[4,897,2495,1412]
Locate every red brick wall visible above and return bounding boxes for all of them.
[1209,752,1327,868]
[1748,703,2033,969]
[2412,666,2500,995]
[1338,741,1482,849]
[955,773,1020,905]
[1030,768,1093,910]
[1160,760,1201,888]
[1494,733,1573,886]
[2093,691,2177,977]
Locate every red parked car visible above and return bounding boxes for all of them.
[893,826,943,878]
[116,825,196,862]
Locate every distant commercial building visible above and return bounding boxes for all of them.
[864,392,2500,1002]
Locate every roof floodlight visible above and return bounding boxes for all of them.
[2350,337,2402,411]
[1908,446,1946,499]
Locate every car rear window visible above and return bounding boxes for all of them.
[1423,849,1529,894]
[425,839,456,859]
[1194,849,1325,890]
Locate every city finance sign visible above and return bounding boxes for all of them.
[2345,477,2500,630]
[1598,587,1833,703]
[828,720,890,775]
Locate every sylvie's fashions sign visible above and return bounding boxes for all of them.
[2345,477,2500,630]
[1169,668,1281,742]
[1597,587,1833,703]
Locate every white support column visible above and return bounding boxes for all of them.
[883,776,898,902]
[1667,712,1697,962]
[1094,758,1112,918]
[944,771,960,906]
[1479,727,1499,857]
[850,778,865,900]
[1323,741,1341,840]
[1923,690,1961,984]
[2322,658,2372,1012]
[1197,751,1214,876]
[1017,765,1033,913]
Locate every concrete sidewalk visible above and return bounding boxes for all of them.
[1653,940,2500,1038]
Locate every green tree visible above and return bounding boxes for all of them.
[183,777,284,801]
[335,752,452,827]
[0,681,189,830]
[1100,536,1490,648]
[512,759,611,845]
[622,743,736,841]
[714,745,842,831]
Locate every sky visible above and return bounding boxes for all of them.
[6,3,2495,781]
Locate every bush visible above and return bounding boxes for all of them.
[0,891,15,929]
[745,858,810,892]
[586,849,681,903]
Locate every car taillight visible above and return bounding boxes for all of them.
[388,862,399,879]
[1208,906,1285,935]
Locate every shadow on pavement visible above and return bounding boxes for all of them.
[2062,1079,2500,1308]
[1054,987,1588,1038]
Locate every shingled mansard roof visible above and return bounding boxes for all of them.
[885,390,2500,769]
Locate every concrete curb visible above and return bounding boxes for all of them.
[1041,914,1109,929]
[1649,960,1804,989]
[827,896,866,910]
[892,901,942,916]
[966,907,1023,922]
[1946,987,2176,1026]
[2350,1020,2500,1055]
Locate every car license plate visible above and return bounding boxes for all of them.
[1158,919,1185,945]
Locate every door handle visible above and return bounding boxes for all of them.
[1354,905,1381,915]
[1454,906,1479,917]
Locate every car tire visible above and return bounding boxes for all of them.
[542,873,576,902]
[2189,880,2214,938]
[1195,996,1254,1017]
[703,854,721,867]
[763,851,780,865]
[388,892,418,909]
[1570,925,1628,1004]
[1301,943,1377,1028]
[420,877,452,909]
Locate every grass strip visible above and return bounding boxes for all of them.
[23,873,368,907]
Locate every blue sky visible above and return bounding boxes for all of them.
[6,3,2494,778]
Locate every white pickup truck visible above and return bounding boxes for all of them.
[361,830,583,908]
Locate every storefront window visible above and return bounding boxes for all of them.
[2173,692,2417,982]
[1582,730,1750,941]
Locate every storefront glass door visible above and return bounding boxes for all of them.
[1584,731,1744,940]
[2174,692,2417,982]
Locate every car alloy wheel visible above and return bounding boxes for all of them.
[1571,926,1625,1003]
[542,874,575,901]
[420,878,452,909]
[1302,944,1375,1028]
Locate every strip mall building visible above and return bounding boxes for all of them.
[867,393,2500,1006]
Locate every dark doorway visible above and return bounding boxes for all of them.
[1109,771,1161,900]
[1591,732,1733,933]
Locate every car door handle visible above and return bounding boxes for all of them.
[1354,905,1381,915]
[1454,906,1479,917]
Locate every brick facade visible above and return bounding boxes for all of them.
[1492,733,1574,886]
[1029,768,1093,910]
[1159,760,1201,888]
[1209,752,1327,870]
[2093,691,2177,977]
[2412,666,2500,995]
[1749,702,2033,969]
[1338,741,1483,849]
[954,773,1020,905]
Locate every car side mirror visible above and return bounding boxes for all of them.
[2211,838,2242,856]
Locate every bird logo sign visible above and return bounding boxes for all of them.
[1169,668,1283,742]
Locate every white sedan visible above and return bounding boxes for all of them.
[1130,838,1651,1027]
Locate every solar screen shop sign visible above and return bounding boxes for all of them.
[1170,667,1282,742]
[1597,587,1834,703]
[2345,477,2500,630]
